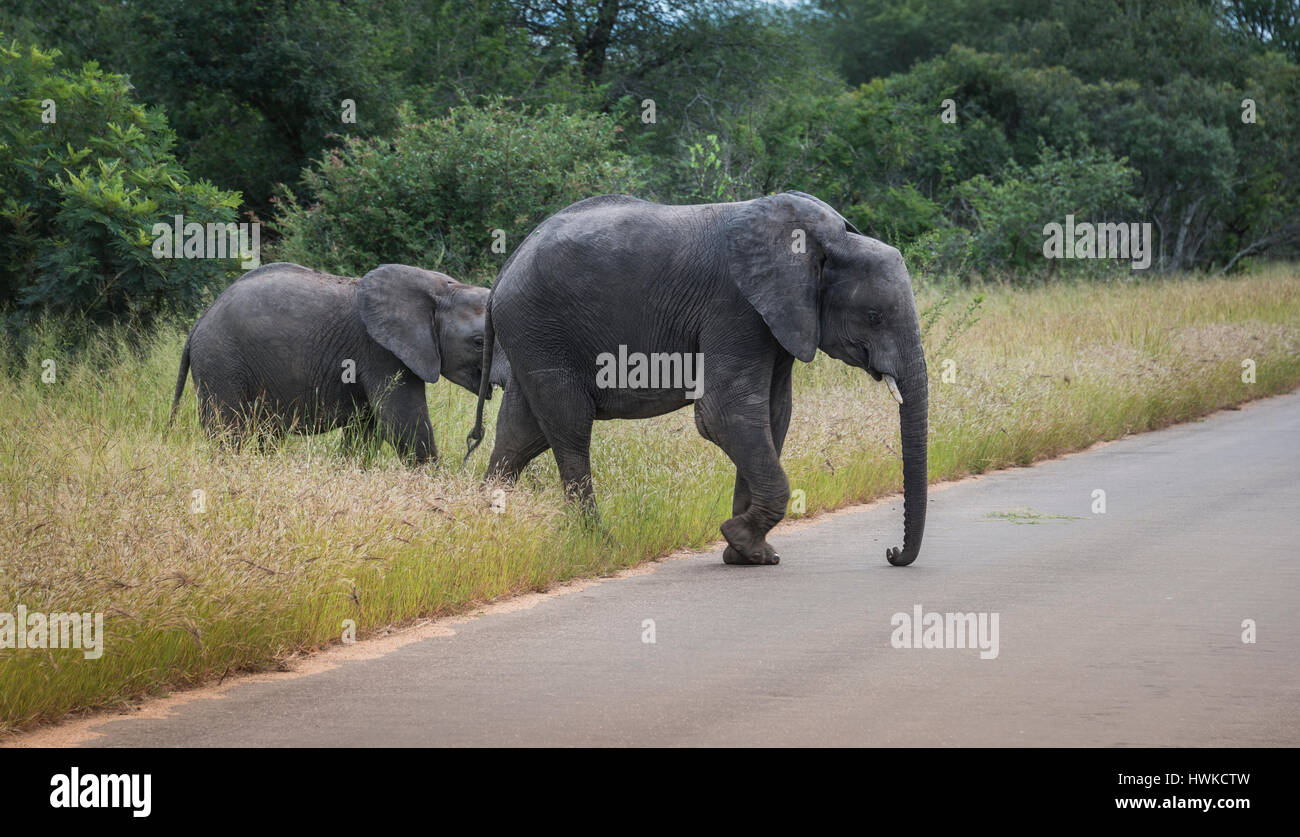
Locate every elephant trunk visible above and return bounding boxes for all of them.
[886,351,928,567]
[465,296,496,463]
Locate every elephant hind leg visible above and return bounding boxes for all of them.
[485,382,551,484]
[545,417,598,519]
[554,442,597,519]
[510,374,599,521]
[195,381,251,449]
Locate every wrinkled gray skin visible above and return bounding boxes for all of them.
[467,192,928,566]
[172,262,508,465]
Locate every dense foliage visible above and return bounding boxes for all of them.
[0,40,242,331]
[2,0,1298,332]
[271,102,637,280]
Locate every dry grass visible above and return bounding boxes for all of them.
[2,267,1299,732]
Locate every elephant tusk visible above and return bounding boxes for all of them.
[883,374,904,405]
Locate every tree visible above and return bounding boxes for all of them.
[0,39,243,328]
[269,101,639,280]
[812,0,1044,84]
[1220,0,1300,61]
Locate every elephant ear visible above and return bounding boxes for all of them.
[726,192,851,362]
[357,264,452,383]
[783,190,863,236]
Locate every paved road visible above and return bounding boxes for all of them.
[77,392,1300,746]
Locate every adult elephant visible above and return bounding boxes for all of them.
[172,262,508,464]
[467,192,928,566]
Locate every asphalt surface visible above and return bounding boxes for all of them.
[77,392,1300,746]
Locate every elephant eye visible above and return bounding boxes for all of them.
[866,310,884,326]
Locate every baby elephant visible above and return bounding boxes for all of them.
[170,262,507,464]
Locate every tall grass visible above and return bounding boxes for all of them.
[2,268,1299,731]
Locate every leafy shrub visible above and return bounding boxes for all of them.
[0,39,244,331]
[269,101,640,282]
[955,144,1141,276]
[805,79,962,239]
[676,133,744,203]
[904,227,974,283]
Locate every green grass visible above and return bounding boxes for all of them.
[2,267,1300,732]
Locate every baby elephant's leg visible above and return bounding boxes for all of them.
[369,375,436,465]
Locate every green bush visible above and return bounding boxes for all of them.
[806,78,962,237]
[0,39,244,331]
[955,144,1142,276]
[269,101,640,282]
[904,227,974,283]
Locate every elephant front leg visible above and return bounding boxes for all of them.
[730,473,752,518]
[717,460,785,566]
[719,469,788,565]
[371,380,436,466]
[712,353,790,561]
[726,360,793,522]
[485,381,551,484]
[340,412,379,460]
[698,406,788,566]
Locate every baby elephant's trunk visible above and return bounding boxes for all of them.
[464,298,495,463]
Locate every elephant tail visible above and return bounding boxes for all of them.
[168,333,192,430]
[464,298,495,463]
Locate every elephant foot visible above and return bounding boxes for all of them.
[720,518,780,565]
[722,545,780,565]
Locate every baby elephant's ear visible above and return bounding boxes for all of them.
[358,264,451,383]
